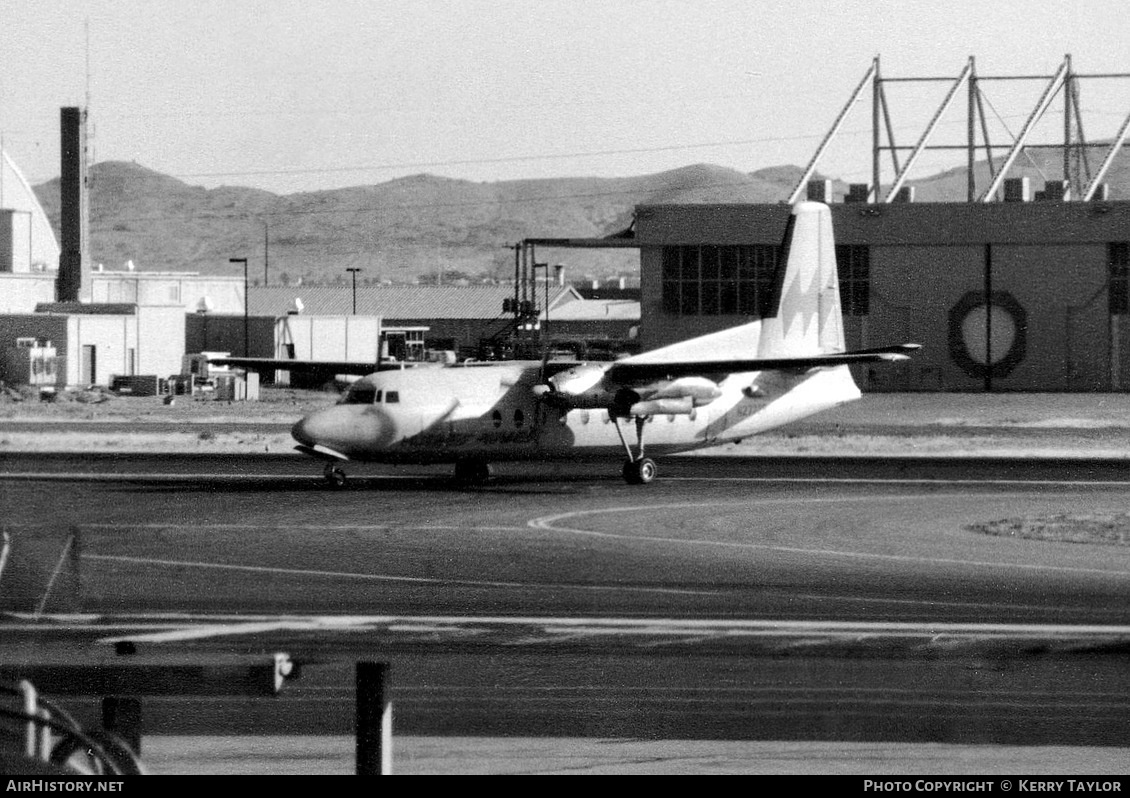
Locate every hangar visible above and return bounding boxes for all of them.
[634,196,1130,392]
[632,55,1130,392]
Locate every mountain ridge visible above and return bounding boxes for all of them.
[31,147,1128,285]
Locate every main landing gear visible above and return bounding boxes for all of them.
[453,459,492,485]
[612,414,657,485]
[323,462,348,489]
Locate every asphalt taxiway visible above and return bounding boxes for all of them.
[3,451,1130,773]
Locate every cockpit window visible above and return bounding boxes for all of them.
[385,391,400,404]
[342,384,377,405]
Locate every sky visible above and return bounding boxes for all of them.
[2,0,1129,195]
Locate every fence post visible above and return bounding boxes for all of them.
[356,661,391,775]
[102,696,143,755]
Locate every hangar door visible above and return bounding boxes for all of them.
[867,243,1112,392]
[988,244,1109,391]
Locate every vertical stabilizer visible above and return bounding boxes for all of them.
[622,201,846,366]
[756,201,845,358]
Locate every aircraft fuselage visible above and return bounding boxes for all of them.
[290,359,861,465]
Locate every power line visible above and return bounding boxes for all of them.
[168,133,833,180]
[163,112,1055,182]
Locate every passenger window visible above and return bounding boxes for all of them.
[513,409,524,428]
[492,410,502,428]
[385,391,399,404]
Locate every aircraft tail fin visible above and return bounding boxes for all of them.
[621,201,846,365]
[756,201,846,358]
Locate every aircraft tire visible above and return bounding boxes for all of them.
[622,458,657,485]
[454,459,492,485]
[324,465,347,489]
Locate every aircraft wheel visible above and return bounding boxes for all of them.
[622,458,657,485]
[454,459,492,485]
[636,457,657,484]
[323,464,347,489]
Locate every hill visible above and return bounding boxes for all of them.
[31,146,1128,285]
[32,162,799,286]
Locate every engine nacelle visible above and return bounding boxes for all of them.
[650,376,722,405]
[627,397,694,416]
[545,363,618,409]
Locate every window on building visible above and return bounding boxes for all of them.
[1110,243,1129,315]
[835,245,870,316]
[661,245,781,317]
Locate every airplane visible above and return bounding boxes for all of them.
[283,201,919,487]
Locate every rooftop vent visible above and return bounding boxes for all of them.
[844,183,870,204]
[1003,177,1030,202]
[1039,180,1066,201]
[806,179,833,203]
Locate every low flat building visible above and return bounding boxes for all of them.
[0,302,184,387]
[249,284,583,357]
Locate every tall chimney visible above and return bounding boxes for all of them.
[56,106,91,302]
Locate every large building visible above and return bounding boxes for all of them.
[635,195,1130,392]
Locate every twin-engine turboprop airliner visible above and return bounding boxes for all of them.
[290,201,919,486]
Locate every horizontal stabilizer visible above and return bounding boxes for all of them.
[607,344,921,381]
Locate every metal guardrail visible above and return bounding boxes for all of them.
[0,656,394,775]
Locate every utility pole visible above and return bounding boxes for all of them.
[347,267,363,314]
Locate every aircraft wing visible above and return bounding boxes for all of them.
[605,344,921,381]
[208,357,379,376]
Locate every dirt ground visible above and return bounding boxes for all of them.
[3,387,1130,457]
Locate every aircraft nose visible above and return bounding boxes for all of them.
[291,415,317,446]
[292,406,392,454]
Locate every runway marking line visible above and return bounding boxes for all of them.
[528,497,1130,579]
[81,553,720,598]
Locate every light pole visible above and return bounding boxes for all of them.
[534,262,550,347]
[230,257,248,355]
[263,222,269,287]
[347,267,362,315]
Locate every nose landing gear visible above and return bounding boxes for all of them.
[453,459,492,485]
[323,462,348,489]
